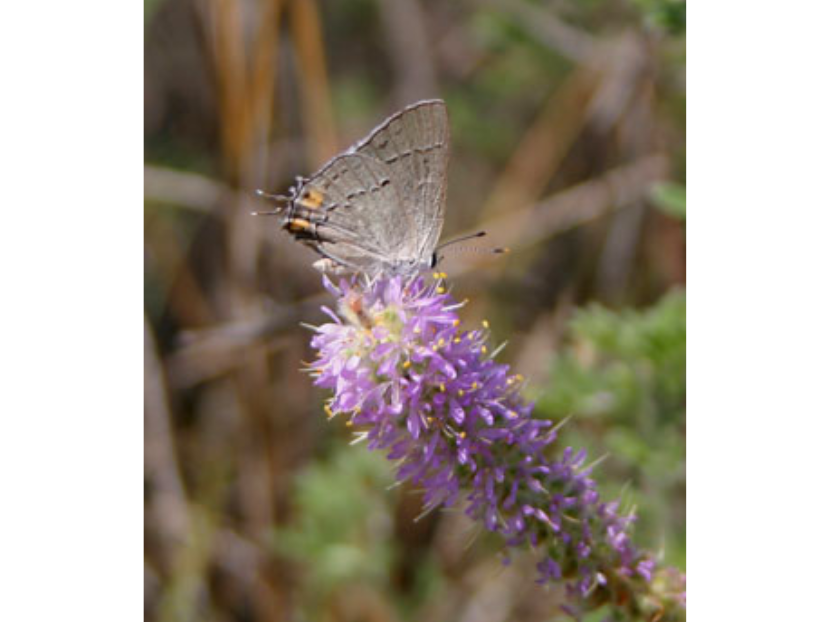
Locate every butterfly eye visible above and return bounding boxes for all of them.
[429,253,438,269]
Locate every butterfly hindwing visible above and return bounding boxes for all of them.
[286,153,413,273]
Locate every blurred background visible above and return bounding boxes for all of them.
[144,0,685,620]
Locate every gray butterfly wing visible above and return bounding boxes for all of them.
[352,100,449,262]
[292,153,411,274]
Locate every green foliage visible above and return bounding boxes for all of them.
[651,182,687,221]
[270,448,396,601]
[144,0,163,25]
[536,290,686,565]
[633,0,686,35]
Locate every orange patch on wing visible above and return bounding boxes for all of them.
[299,188,324,209]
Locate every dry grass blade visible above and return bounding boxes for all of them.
[378,0,439,105]
[144,165,227,213]
[145,314,191,555]
[480,65,599,226]
[146,315,214,622]
[446,154,668,275]
[474,0,595,64]
[494,154,666,250]
[289,0,337,167]
[249,0,283,183]
[207,0,250,180]
[166,294,328,389]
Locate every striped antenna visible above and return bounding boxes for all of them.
[434,230,510,264]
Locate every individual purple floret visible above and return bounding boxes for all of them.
[308,275,685,619]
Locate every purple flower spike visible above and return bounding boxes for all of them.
[308,276,685,620]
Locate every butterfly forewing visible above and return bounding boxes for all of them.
[353,100,449,262]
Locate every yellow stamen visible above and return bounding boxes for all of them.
[324,404,334,418]
[482,320,490,329]
[440,272,448,279]
[452,319,460,327]
[481,345,488,354]
[436,286,446,294]
[440,383,446,392]
[433,271,441,279]
[458,389,465,397]
[403,360,412,369]
[454,337,461,344]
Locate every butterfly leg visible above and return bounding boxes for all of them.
[313,246,364,274]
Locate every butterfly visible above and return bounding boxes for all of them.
[257,100,451,276]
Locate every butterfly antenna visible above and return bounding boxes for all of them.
[437,230,487,251]
[437,230,510,258]
[251,189,291,216]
